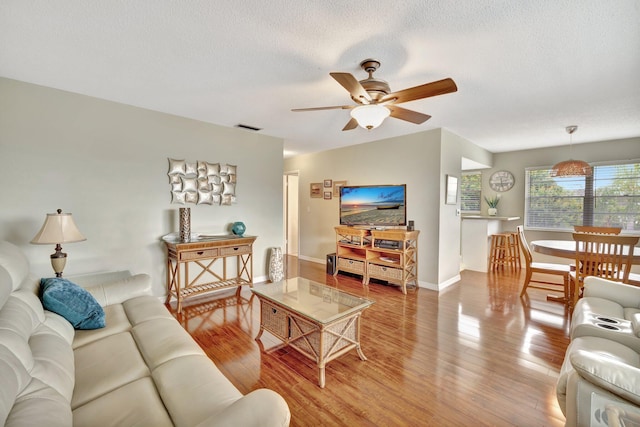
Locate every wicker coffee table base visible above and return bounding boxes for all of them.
[255,299,367,388]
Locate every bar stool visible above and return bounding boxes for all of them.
[509,232,521,270]
[489,233,519,271]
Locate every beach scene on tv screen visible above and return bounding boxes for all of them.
[340,185,406,225]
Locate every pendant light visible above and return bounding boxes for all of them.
[550,126,592,177]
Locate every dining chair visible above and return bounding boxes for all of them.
[573,225,622,235]
[570,233,640,305]
[517,226,571,303]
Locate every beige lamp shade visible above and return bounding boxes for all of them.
[31,210,86,245]
[31,209,86,277]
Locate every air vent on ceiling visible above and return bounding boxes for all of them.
[235,123,262,132]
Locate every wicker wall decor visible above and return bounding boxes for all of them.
[168,158,237,205]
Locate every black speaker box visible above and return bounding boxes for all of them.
[326,253,337,275]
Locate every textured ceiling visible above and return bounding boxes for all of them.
[1,1,639,158]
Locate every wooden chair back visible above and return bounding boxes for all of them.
[573,225,622,235]
[517,225,570,302]
[516,225,533,266]
[571,233,639,283]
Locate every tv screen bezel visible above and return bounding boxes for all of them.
[339,184,407,227]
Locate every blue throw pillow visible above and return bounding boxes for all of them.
[40,277,106,330]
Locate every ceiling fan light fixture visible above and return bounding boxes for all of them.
[550,125,593,177]
[350,104,390,130]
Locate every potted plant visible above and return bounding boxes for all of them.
[484,194,500,216]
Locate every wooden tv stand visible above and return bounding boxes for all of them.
[334,226,419,294]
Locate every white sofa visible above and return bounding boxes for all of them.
[557,277,640,426]
[0,241,290,426]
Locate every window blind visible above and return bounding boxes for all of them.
[525,161,640,232]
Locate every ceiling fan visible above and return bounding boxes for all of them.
[292,59,457,131]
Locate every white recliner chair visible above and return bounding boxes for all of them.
[557,336,640,426]
[570,277,640,352]
[557,277,640,426]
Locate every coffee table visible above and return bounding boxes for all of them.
[252,277,374,388]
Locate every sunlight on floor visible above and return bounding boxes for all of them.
[457,303,481,340]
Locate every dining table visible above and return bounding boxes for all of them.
[531,240,640,264]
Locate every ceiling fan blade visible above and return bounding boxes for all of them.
[330,72,372,104]
[380,78,457,104]
[342,118,358,131]
[388,106,431,124]
[292,105,353,112]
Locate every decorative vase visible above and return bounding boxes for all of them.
[488,208,498,216]
[179,208,191,242]
[269,247,284,283]
[231,221,246,237]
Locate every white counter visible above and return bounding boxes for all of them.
[461,215,521,221]
[461,215,520,272]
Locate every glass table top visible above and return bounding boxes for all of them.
[161,232,252,244]
[251,277,374,324]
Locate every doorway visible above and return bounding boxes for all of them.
[283,172,299,259]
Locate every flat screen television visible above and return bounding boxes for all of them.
[339,184,406,226]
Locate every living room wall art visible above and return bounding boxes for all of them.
[168,158,237,205]
[310,183,322,198]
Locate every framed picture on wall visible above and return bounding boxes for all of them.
[324,191,332,200]
[445,175,458,205]
[324,179,332,188]
[310,183,322,198]
[333,180,347,196]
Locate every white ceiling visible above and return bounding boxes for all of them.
[2,1,639,158]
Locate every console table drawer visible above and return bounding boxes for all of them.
[179,248,218,261]
[220,245,251,256]
[337,258,365,274]
[261,301,289,340]
[368,263,403,281]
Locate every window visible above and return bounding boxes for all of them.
[525,161,640,232]
[461,172,482,212]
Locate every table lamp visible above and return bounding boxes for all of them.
[31,209,86,277]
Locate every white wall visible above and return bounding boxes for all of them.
[284,128,483,289]
[0,78,284,296]
[438,129,467,284]
[283,125,640,287]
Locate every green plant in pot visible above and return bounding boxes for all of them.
[484,194,500,216]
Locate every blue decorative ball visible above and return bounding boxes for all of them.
[231,221,246,236]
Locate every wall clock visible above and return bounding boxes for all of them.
[489,170,515,192]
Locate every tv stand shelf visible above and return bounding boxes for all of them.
[334,226,419,294]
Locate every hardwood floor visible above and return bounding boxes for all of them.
[167,257,571,426]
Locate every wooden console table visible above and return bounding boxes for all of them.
[163,235,256,313]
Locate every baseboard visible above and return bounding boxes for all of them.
[298,255,325,264]
[417,274,460,292]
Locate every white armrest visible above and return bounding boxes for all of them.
[195,389,291,427]
[83,274,152,306]
[570,349,640,406]
[583,277,640,308]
